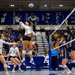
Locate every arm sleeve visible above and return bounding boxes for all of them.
[19,22,26,29]
[67,26,74,39]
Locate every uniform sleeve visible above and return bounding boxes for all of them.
[2,40,14,45]
[3,41,14,45]
[19,22,26,29]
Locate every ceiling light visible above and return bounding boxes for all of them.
[10,4,14,7]
[44,4,47,7]
[59,4,63,7]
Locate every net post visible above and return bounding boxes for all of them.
[49,35,52,70]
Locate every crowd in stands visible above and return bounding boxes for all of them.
[1,25,39,57]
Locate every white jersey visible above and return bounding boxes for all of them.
[9,47,19,56]
[0,39,13,54]
[19,22,36,36]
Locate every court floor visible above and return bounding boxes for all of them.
[0,69,74,75]
[50,71,74,75]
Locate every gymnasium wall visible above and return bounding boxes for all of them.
[0,11,75,25]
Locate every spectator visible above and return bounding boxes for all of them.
[71,26,74,30]
[17,28,25,36]
[2,30,6,35]
[46,30,50,43]
[32,38,38,55]
[53,32,59,41]
[4,26,9,33]
[7,25,13,31]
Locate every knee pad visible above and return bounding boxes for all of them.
[4,64,7,68]
[22,50,26,54]
[72,60,75,63]
[28,50,32,54]
[14,65,16,68]
[63,65,67,68]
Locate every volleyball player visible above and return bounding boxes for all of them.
[19,21,37,65]
[0,34,16,75]
[65,20,75,74]
[9,44,23,72]
[60,39,72,74]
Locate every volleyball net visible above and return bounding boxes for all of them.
[49,7,75,70]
